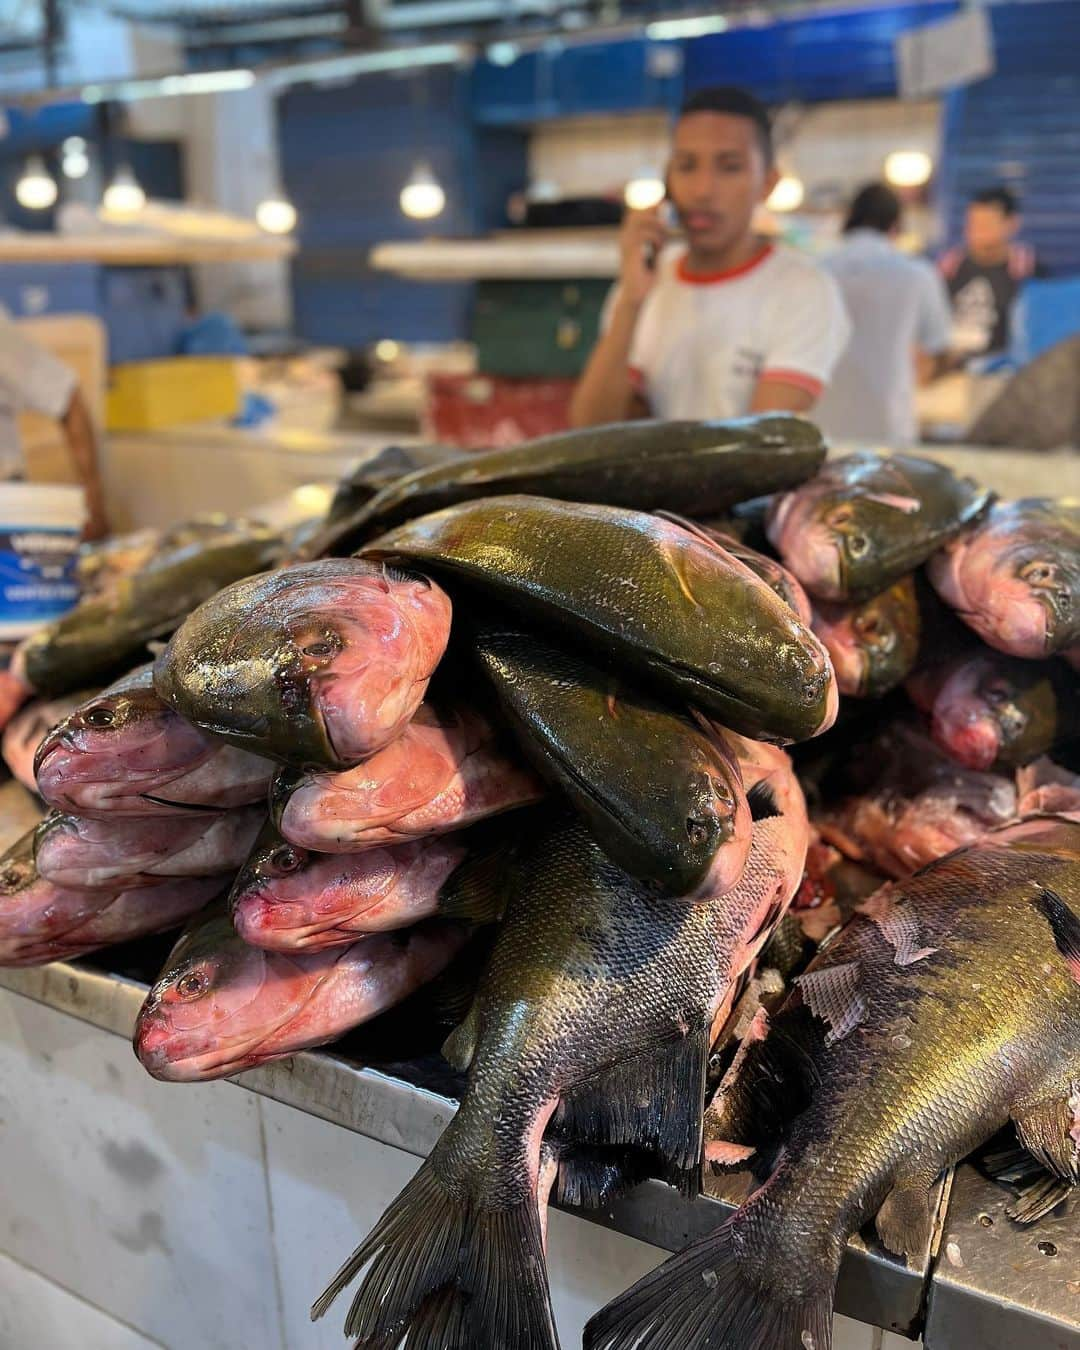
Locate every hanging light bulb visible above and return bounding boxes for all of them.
[624,172,665,211]
[61,137,90,180]
[767,174,805,213]
[103,165,146,215]
[400,162,445,221]
[884,150,933,188]
[256,196,297,234]
[15,155,58,211]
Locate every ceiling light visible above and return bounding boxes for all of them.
[400,163,445,221]
[103,165,146,215]
[884,150,933,188]
[15,155,58,210]
[61,137,90,180]
[375,339,401,362]
[624,174,665,211]
[767,174,805,213]
[83,68,254,104]
[256,196,297,234]
[486,42,519,67]
[646,15,728,40]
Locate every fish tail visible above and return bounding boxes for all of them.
[311,1155,560,1350]
[585,1218,834,1350]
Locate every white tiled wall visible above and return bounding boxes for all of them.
[0,990,916,1350]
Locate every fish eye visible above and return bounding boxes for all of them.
[1020,561,1054,584]
[269,845,304,873]
[854,614,881,637]
[847,533,870,558]
[984,682,1010,706]
[175,970,209,1000]
[84,706,115,728]
[686,816,710,846]
[299,632,341,661]
[0,866,24,890]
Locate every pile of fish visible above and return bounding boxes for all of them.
[0,418,1078,1350]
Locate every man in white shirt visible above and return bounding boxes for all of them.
[570,86,850,426]
[814,183,952,448]
[0,311,108,538]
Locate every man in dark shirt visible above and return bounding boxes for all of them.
[939,186,1038,358]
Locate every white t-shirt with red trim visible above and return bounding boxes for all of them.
[609,243,850,421]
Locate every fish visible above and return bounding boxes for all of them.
[0,826,223,966]
[33,806,264,889]
[2,690,92,792]
[34,666,274,818]
[153,559,453,769]
[311,739,808,1349]
[815,723,1017,878]
[587,813,1080,1350]
[810,574,922,699]
[473,625,751,898]
[929,650,1079,771]
[229,821,473,950]
[363,496,838,744]
[321,443,465,531]
[307,414,826,556]
[766,451,992,602]
[273,702,544,852]
[17,519,284,696]
[133,908,468,1081]
[928,498,1080,660]
[1016,757,1080,818]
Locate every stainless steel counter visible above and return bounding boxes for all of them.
[1,957,1077,1346]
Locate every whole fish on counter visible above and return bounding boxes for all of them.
[16,518,284,696]
[154,559,453,769]
[928,650,1079,770]
[134,908,469,1081]
[34,805,264,888]
[0,827,223,966]
[312,737,808,1349]
[307,414,826,556]
[810,574,922,699]
[2,689,92,792]
[766,452,992,602]
[588,813,1080,1350]
[34,667,273,817]
[230,822,472,950]
[474,625,751,898]
[363,496,838,744]
[928,498,1080,660]
[274,702,544,851]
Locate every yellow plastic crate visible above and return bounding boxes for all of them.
[106,357,241,431]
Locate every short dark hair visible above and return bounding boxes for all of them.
[678,86,773,164]
[970,186,1019,216]
[843,183,902,235]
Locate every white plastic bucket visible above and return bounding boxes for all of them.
[0,484,84,640]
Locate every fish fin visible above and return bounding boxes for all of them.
[747,779,782,822]
[436,843,511,928]
[863,492,921,514]
[555,1025,709,1199]
[441,999,481,1072]
[1012,1093,1080,1185]
[1034,887,1080,982]
[981,1142,1074,1223]
[554,1146,654,1210]
[652,510,726,553]
[875,1173,938,1261]
[585,1217,834,1350]
[312,1155,559,1350]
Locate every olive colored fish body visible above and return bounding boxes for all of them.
[154,559,453,769]
[929,497,1080,658]
[20,522,283,696]
[364,496,837,743]
[767,452,993,602]
[134,907,468,1081]
[311,415,826,555]
[588,815,1080,1350]
[662,514,813,623]
[474,626,750,898]
[811,573,922,698]
[931,651,1079,770]
[314,771,808,1349]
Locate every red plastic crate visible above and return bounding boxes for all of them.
[425,374,575,449]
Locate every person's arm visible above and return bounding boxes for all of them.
[570,207,667,428]
[749,266,851,415]
[914,264,955,387]
[61,388,109,541]
[749,378,818,414]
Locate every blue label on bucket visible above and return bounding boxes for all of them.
[0,525,80,632]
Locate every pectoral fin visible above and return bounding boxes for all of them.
[1012,1090,1080,1185]
[875,1172,939,1261]
[1035,887,1080,982]
[441,999,481,1072]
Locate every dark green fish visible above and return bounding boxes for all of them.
[473,624,751,898]
[309,414,826,555]
[811,573,922,698]
[363,496,838,744]
[588,813,1080,1350]
[767,452,993,602]
[20,521,284,696]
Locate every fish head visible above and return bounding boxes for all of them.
[813,578,919,699]
[932,654,1057,770]
[680,731,754,898]
[154,560,452,769]
[767,486,845,599]
[0,828,109,961]
[133,911,316,1080]
[229,821,323,947]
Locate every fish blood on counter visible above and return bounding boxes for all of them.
[154,558,453,769]
[588,814,1080,1350]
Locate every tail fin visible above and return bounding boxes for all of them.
[311,1156,560,1350]
[585,1220,833,1350]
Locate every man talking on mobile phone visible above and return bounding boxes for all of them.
[570,86,850,427]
